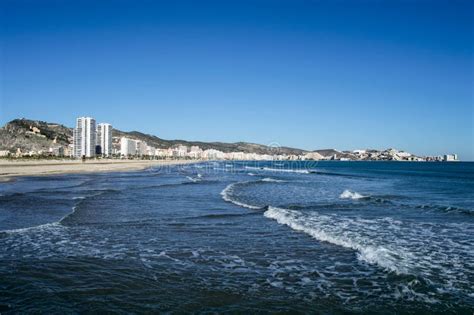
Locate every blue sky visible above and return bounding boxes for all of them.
[1,0,473,159]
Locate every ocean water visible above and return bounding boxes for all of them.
[0,161,473,313]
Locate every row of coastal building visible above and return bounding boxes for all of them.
[349,149,459,162]
[118,140,278,160]
[69,117,460,162]
[72,116,279,160]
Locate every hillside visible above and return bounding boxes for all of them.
[115,130,306,155]
[0,119,72,153]
[0,118,307,155]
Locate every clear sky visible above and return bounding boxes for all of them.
[1,0,473,159]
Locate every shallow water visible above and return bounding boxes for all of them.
[0,161,473,313]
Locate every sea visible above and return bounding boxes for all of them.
[0,161,473,314]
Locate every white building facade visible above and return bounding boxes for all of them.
[97,123,113,157]
[444,154,458,161]
[73,117,96,158]
[120,137,136,156]
[136,141,148,156]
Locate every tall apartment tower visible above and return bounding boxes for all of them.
[73,117,96,158]
[97,123,113,157]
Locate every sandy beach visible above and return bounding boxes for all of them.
[0,159,197,182]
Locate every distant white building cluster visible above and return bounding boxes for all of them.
[117,139,319,160]
[347,148,459,162]
[348,148,426,161]
[73,116,113,158]
[443,154,458,162]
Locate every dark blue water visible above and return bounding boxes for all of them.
[0,161,473,313]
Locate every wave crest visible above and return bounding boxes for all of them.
[220,182,262,209]
[245,166,312,174]
[263,206,410,274]
[339,190,367,200]
[261,178,285,183]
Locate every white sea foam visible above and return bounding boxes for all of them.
[220,182,261,209]
[186,176,200,182]
[2,191,100,235]
[1,222,61,234]
[263,206,411,274]
[245,166,261,170]
[264,207,473,294]
[261,178,285,183]
[339,190,367,200]
[247,172,257,176]
[245,166,311,174]
[262,167,311,174]
[157,250,181,262]
[2,200,86,234]
[58,205,79,224]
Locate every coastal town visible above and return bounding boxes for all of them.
[0,116,460,162]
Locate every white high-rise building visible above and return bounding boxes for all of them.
[97,123,113,157]
[120,137,137,156]
[73,117,96,158]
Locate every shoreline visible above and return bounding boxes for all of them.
[0,159,198,182]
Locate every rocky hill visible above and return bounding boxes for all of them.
[0,118,307,155]
[0,119,72,153]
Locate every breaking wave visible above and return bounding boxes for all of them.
[339,190,367,200]
[186,176,201,182]
[220,182,262,210]
[263,204,474,298]
[412,204,474,216]
[1,188,115,234]
[220,177,287,209]
[261,178,286,183]
[245,166,313,174]
[0,222,62,235]
[263,206,412,274]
